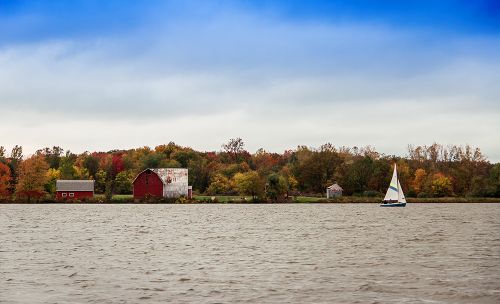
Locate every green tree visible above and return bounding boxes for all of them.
[188,157,211,193]
[59,153,77,179]
[36,146,64,169]
[142,154,163,169]
[83,154,100,178]
[114,171,132,194]
[266,173,287,201]
[8,145,23,193]
[95,170,107,193]
[488,164,500,197]
[0,146,6,158]
[105,180,114,200]
[342,156,375,194]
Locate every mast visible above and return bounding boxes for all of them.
[395,163,401,203]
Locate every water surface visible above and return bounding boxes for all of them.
[1,204,500,303]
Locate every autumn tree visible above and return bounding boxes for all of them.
[207,173,232,195]
[111,153,125,177]
[292,144,342,193]
[412,168,427,194]
[222,138,247,162]
[16,155,49,202]
[233,171,264,199]
[44,168,61,194]
[280,165,298,195]
[252,148,280,176]
[0,162,11,198]
[430,173,454,197]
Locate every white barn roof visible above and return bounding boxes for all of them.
[56,180,94,192]
[151,168,188,185]
[133,168,188,185]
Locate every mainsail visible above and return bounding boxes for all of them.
[383,164,399,201]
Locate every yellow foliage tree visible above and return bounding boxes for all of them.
[207,173,232,195]
[233,171,264,199]
[45,168,61,194]
[430,172,454,197]
[74,165,90,179]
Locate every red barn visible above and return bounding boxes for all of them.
[133,168,191,199]
[56,180,94,200]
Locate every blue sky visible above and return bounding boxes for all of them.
[0,0,499,160]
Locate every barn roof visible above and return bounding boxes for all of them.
[151,168,187,185]
[132,168,188,185]
[327,183,343,191]
[56,180,94,191]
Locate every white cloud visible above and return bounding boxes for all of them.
[0,9,499,161]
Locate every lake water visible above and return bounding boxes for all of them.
[1,204,500,304]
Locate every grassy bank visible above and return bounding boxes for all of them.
[2,194,500,204]
[196,195,500,204]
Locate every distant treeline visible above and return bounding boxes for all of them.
[1,140,499,201]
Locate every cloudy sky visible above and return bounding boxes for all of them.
[1,0,499,160]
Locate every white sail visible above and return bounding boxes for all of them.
[383,164,399,201]
[397,180,406,203]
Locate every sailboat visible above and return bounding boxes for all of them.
[380,164,407,207]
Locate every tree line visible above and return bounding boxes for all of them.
[0,140,499,201]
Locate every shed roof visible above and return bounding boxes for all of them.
[56,180,94,192]
[327,183,343,191]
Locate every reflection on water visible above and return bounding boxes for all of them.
[1,204,500,303]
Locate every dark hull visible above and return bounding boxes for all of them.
[380,202,406,207]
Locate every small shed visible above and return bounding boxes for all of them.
[326,183,343,199]
[133,168,192,199]
[56,180,94,199]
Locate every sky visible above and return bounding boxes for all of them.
[1,0,499,161]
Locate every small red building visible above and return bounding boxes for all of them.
[56,180,94,200]
[133,168,192,199]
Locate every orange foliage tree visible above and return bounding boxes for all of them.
[412,168,427,194]
[16,155,49,202]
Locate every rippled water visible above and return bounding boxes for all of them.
[1,204,500,304]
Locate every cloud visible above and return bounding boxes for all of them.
[0,4,499,160]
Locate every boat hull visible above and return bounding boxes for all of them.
[380,202,406,207]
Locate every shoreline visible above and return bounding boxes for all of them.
[2,197,500,204]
